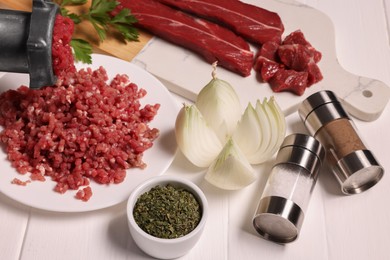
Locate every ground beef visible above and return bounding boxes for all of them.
[75,186,93,202]
[0,14,161,202]
[11,178,31,186]
[0,67,160,201]
[51,14,76,76]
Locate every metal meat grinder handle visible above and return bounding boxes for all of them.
[0,0,59,89]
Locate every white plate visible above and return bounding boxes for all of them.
[0,54,180,212]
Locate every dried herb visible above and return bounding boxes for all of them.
[133,184,201,239]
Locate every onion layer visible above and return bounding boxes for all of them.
[175,104,223,167]
[195,65,241,143]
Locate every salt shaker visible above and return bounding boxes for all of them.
[298,90,384,195]
[253,133,325,243]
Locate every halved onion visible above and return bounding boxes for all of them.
[205,138,256,190]
[175,104,223,167]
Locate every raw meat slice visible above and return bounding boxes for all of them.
[117,0,254,76]
[269,69,308,96]
[155,0,284,44]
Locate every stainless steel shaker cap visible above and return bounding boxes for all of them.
[275,133,325,176]
[280,133,325,160]
[298,90,339,117]
[253,196,304,244]
[298,90,350,135]
[336,150,384,194]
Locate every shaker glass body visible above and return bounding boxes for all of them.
[253,134,324,243]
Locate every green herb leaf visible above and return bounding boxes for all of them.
[60,0,87,6]
[110,8,139,41]
[86,0,118,41]
[61,8,82,24]
[70,38,93,64]
[90,0,117,12]
[58,0,139,63]
[90,21,108,41]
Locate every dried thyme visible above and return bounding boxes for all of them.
[133,184,201,239]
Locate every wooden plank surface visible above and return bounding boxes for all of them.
[0,0,152,61]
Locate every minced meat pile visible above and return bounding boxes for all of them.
[52,14,76,76]
[0,15,160,202]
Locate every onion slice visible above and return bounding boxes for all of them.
[205,138,256,190]
[175,104,223,167]
[262,97,286,160]
[253,99,272,158]
[234,97,286,164]
[232,103,262,156]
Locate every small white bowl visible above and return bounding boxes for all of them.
[127,175,208,259]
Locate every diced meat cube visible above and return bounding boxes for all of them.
[255,29,323,95]
[257,40,280,61]
[254,57,281,82]
[269,69,308,96]
[277,44,312,71]
[283,30,322,63]
[306,62,323,86]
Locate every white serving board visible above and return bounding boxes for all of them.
[132,0,390,121]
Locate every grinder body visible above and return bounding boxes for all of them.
[0,0,59,89]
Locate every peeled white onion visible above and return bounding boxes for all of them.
[174,62,286,190]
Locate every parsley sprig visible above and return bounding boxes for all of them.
[55,0,139,63]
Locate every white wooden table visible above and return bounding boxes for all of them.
[1,0,390,259]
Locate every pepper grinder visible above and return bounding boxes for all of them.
[298,90,384,195]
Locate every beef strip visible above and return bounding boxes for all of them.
[118,0,254,76]
[156,0,284,45]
